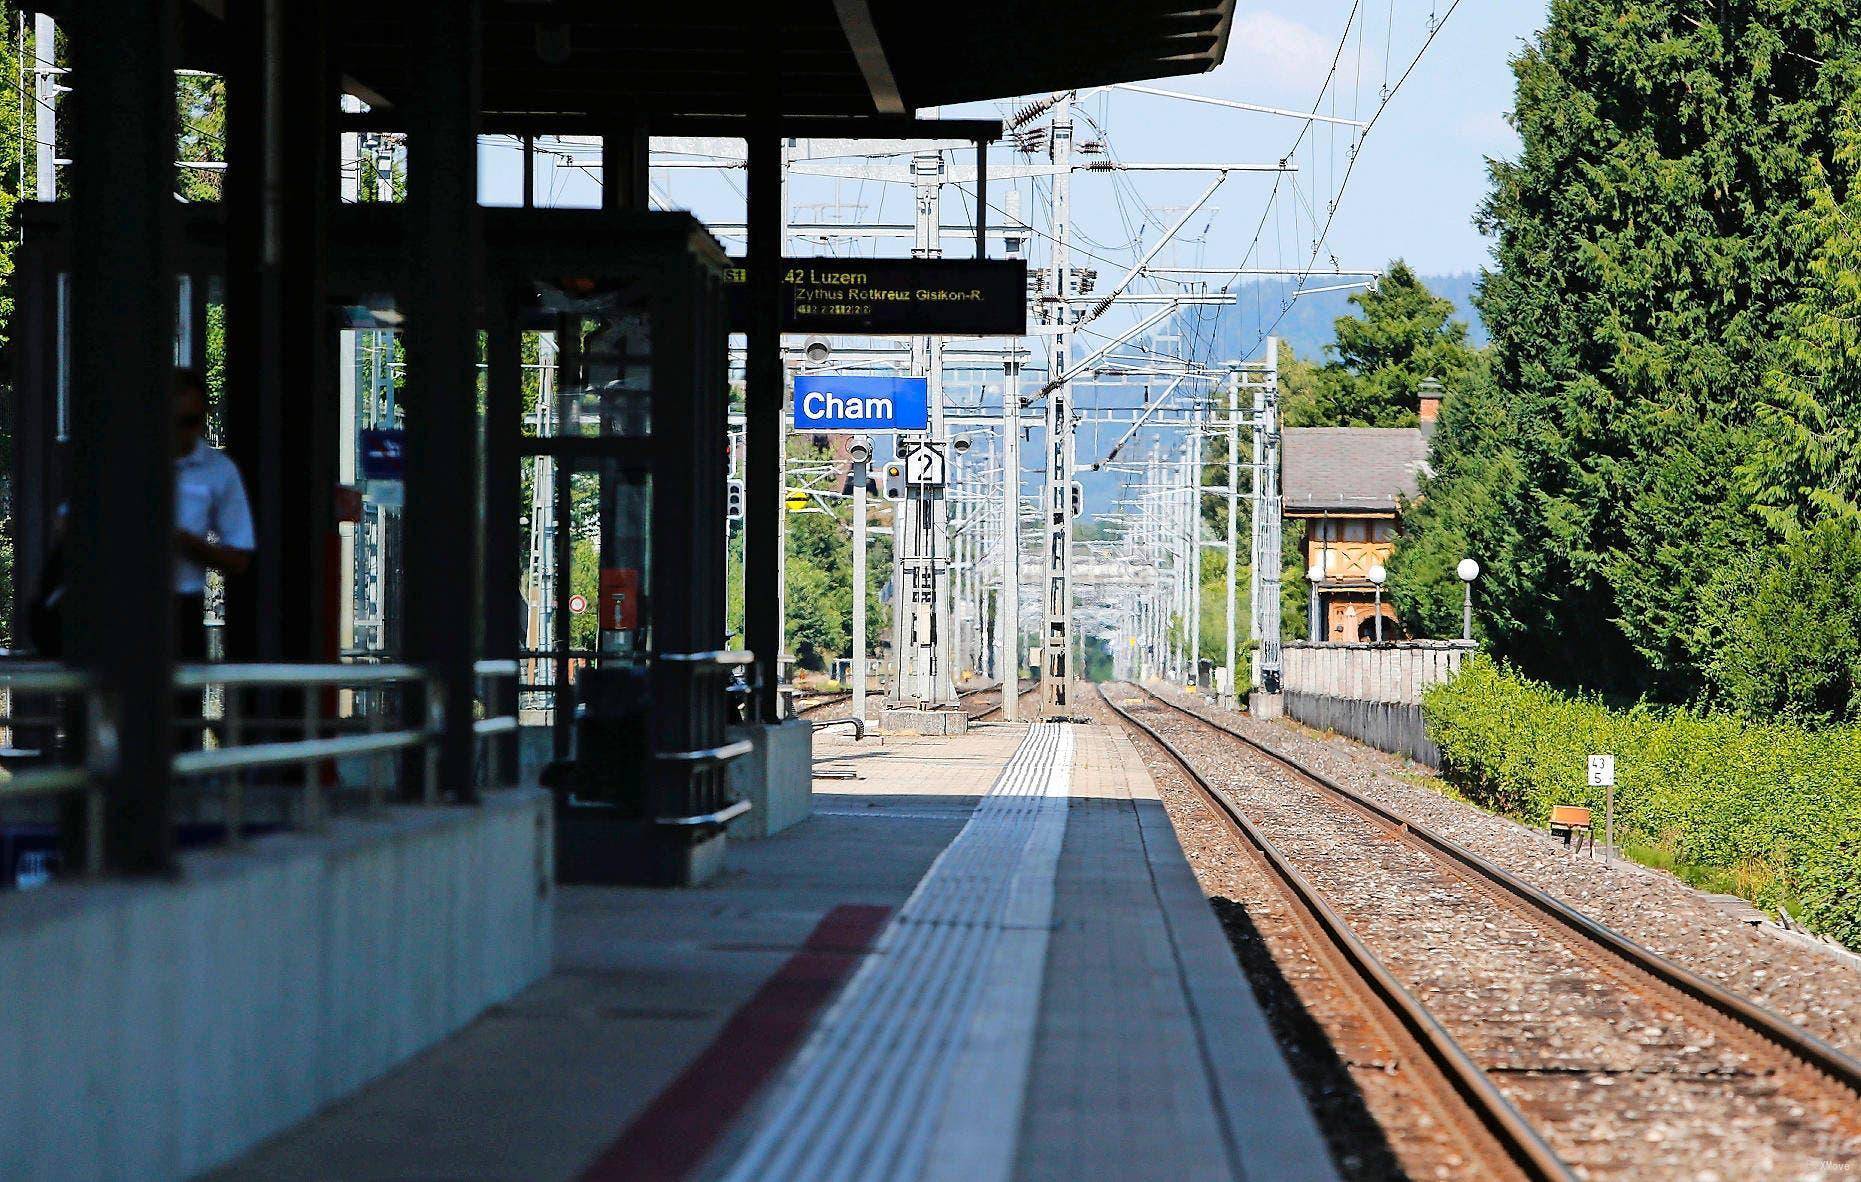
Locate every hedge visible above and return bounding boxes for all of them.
[1423,655,1861,946]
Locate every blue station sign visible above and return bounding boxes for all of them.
[792,376,930,432]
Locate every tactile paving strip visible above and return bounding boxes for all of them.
[717,723,1075,1182]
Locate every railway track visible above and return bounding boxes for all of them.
[1098,681,1861,1182]
[796,680,1019,722]
[794,691,851,718]
[965,682,1039,720]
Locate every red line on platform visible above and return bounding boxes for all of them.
[577,902,892,1182]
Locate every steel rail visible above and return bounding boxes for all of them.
[1127,681,1861,1102]
[969,683,1039,721]
[795,692,852,717]
[1098,683,1575,1182]
[798,679,1001,720]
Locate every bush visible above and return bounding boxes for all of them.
[1697,519,1861,727]
[1424,655,1861,944]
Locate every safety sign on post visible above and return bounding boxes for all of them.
[1588,754,1616,861]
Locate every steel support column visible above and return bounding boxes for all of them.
[66,0,178,874]
[223,0,334,666]
[403,0,483,798]
[745,125,784,722]
[483,287,522,785]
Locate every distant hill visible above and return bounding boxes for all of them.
[1183,272,1487,365]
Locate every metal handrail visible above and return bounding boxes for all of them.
[655,798,752,828]
[657,649,754,665]
[811,716,866,740]
[0,659,531,873]
[0,665,93,807]
[0,765,92,801]
[652,738,754,765]
[0,666,92,694]
[173,662,426,689]
[173,730,426,777]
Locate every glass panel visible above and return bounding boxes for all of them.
[477,134,524,207]
[337,300,406,665]
[517,457,652,726]
[523,284,654,438]
[531,135,603,209]
[174,274,194,365]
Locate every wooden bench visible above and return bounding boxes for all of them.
[1548,805,1593,854]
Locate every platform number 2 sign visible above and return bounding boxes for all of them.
[905,444,947,488]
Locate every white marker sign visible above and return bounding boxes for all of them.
[904,443,947,487]
[1587,754,1615,787]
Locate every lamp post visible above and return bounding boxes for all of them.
[1306,565,1323,642]
[1368,562,1387,643]
[1457,557,1480,642]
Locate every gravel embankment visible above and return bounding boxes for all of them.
[1149,683,1861,1060]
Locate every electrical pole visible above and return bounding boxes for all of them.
[1224,364,1239,709]
[1189,426,1202,686]
[1138,441,1153,685]
[1000,360,1022,718]
[1041,93,1076,715]
[32,13,56,202]
[852,447,868,721]
[893,149,953,706]
[1259,338,1283,693]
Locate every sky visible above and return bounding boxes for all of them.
[1154,0,1546,275]
[473,2,1554,505]
[482,2,1548,279]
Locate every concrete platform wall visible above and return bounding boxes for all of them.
[0,789,554,1182]
[1277,641,1475,767]
[1283,691,1441,767]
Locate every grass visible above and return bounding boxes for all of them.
[1391,768,1476,808]
[1620,836,1803,918]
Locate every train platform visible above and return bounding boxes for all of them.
[208,720,1334,1182]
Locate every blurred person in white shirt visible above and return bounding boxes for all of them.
[172,368,254,659]
[172,370,254,745]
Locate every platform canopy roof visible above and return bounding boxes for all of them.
[35,0,1234,125]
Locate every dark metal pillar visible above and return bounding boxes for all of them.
[65,0,178,874]
[744,125,783,723]
[402,0,484,798]
[601,121,650,213]
[483,285,522,785]
[222,0,335,665]
[975,139,988,258]
[9,239,58,645]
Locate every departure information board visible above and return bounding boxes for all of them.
[727,258,1027,335]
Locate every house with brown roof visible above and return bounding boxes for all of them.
[1282,422,1432,642]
